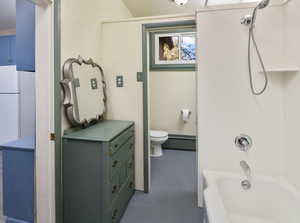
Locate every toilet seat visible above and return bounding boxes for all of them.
[150,130,168,138]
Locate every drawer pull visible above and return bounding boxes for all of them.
[112,160,118,168]
[129,144,134,150]
[128,162,133,168]
[129,182,134,188]
[112,209,118,220]
[112,185,118,194]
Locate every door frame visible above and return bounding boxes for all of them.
[142,20,197,193]
[35,0,58,222]
[53,0,62,222]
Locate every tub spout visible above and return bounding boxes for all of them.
[240,160,252,190]
[240,160,251,179]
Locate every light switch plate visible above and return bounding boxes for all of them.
[116,75,124,87]
[137,72,143,82]
[90,78,98,90]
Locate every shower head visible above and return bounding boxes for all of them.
[249,0,271,26]
[241,0,271,27]
[257,0,270,9]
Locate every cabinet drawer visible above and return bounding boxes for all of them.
[126,157,134,180]
[111,179,135,223]
[110,137,134,179]
[111,173,120,202]
[125,137,134,159]
[109,126,134,155]
[111,207,120,223]
[110,152,122,181]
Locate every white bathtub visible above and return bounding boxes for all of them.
[203,170,300,223]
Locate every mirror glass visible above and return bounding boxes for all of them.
[61,57,106,127]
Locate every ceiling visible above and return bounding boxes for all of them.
[122,0,206,17]
[122,0,266,17]
[0,0,16,31]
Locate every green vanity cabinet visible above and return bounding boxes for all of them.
[62,120,135,223]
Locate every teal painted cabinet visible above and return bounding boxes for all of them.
[63,120,135,223]
[0,35,16,66]
[1,136,35,223]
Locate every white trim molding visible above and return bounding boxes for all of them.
[101,13,195,24]
[35,2,55,223]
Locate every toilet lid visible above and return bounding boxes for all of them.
[150,130,168,138]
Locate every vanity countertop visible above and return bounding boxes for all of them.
[63,120,134,142]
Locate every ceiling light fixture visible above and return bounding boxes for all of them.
[172,0,189,6]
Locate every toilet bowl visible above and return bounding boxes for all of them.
[150,130,168,157]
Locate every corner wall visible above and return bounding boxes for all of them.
[283,0,300,190]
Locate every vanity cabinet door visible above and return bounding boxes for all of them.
[3,148,34,222]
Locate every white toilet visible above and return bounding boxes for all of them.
[150,130,168,157]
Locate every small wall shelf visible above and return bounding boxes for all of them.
[259,67,299,73]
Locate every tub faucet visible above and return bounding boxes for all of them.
[240,160,252,190]
[235,134,252,152]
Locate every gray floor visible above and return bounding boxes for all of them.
[121,150,204,223]
[0,151,4,223]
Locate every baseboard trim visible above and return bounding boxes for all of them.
[162,134,196,151]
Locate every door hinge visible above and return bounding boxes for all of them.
[50,133,56,141]
[137,72,143,82]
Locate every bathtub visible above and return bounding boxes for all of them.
[203,170,300,223]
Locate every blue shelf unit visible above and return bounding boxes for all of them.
[16,0,35,72]
[0,35,16,66]
[1,136,35,223]
[0,0,35,71]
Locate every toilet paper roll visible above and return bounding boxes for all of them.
[181,109,191,123]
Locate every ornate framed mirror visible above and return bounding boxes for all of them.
[60,56,107,128]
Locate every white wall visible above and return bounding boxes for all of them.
[101,16,195,191]
[101,21,144,190]
[197,6,285,179]
[283,0,300,190]
[150,71,196,135]
[61,0,132,129]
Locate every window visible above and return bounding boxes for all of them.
[150,30,196,71]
